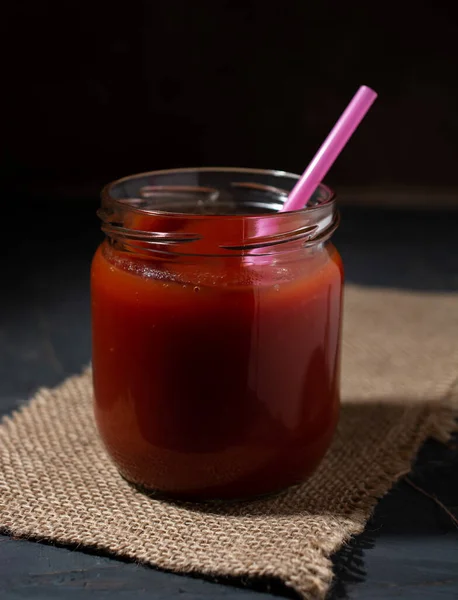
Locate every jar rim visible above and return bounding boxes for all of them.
[102,166,336,219]
[99,167,338,257]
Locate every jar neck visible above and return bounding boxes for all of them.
[98,190,338,260]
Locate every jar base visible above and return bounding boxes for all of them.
[121,472,304,505]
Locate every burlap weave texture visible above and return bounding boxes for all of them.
[1,285,457,599]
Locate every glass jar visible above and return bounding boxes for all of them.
[91,167,343,501]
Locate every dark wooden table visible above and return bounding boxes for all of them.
[1,199,457,599]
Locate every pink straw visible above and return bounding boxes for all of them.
[283,85,377,212]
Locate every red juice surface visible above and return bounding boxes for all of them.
[91,223,343,500]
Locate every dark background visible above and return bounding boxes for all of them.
[3,0,458,204]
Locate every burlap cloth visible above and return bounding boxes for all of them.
[1,285,457,599]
